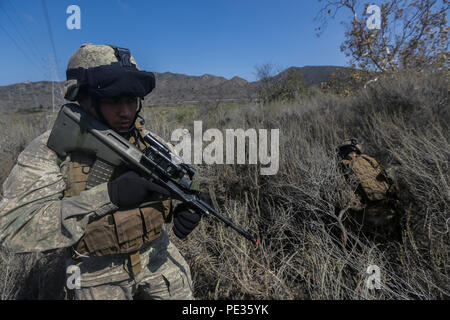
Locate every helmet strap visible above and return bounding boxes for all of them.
[108,45,134,67]
[91,97,109,128]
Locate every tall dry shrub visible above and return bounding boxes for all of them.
[172,69,449,299]
[0,69,448,299]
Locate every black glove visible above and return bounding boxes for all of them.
[172,203,202,239]
[107,171,170,208]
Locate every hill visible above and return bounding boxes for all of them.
[0,66,345,110]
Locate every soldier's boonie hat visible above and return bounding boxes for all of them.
[64,43,155,101]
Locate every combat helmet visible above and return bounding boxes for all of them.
[63,44,155,132]
[337,138,363,158]
[64,43,155,101]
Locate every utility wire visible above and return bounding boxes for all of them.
[0,22,42,73]
[41,0,60,80]
[0,2,38,57]
[0,2,45,71]
[5,0,46,63]
[40,0,63,113]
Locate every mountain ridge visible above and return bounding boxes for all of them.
[0,65,347,110]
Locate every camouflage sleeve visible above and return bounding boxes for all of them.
[0,131,118,253]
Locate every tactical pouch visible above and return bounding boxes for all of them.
[74,204,170,257]
[141,205,165,243]
[65,154,94,197]
[82,214,120,255]
[113,208,145,253]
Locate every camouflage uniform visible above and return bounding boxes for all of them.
[0,129,194,300]
[0,127,194,299]
[338,139,400,240]
[0,44,195,300]
[69,230,193,300]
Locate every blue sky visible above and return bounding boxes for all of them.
[0,0,351,86]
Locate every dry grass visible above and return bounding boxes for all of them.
[0,69,448,299]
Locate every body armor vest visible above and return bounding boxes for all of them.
[65,122,172,263]
[341,154,391,202]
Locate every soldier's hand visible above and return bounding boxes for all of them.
[172,203,201,239]
[107,171,170,208]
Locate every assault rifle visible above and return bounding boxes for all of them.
[47,104,259,246]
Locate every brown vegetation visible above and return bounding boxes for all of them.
[0,69,448,299]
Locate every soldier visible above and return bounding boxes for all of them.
[0,44,202,300]
[337,138,401,241]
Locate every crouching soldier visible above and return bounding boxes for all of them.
[0,44,202,300]
[337,138,401,241]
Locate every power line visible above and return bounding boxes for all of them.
[41,0,59,79]
[0,2,46,72]
[0,2,40,60]
[0,22,43,73]
[40,0,62,112]
[5,0,46,63]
